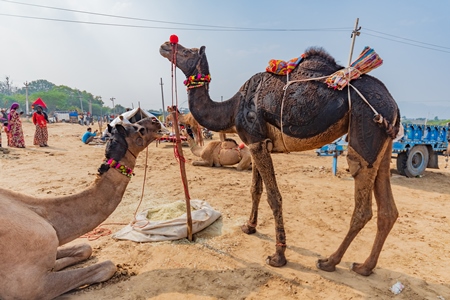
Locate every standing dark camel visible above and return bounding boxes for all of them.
[160,41,400,276]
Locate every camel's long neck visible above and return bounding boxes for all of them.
[185,135,202,157]
[188,87,239,132]
[186,57,239,132]
[31,158,137,245]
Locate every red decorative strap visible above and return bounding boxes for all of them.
[184,74,211,89]
[105,158,134,178]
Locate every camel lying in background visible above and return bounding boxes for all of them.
[181,129,252,171]
[166,106,204,145]
[0,118,161,300]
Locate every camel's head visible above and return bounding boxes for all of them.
[159,41,207,77]
[99,117,161,174]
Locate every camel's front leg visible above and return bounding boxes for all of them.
[54,243,93,271]
[244,140,286,267]
[317,146,377,273]
[241,160,263,234]
[352,140,398,275]
[236,151,252,171]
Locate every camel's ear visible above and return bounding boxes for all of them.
[199,46,206,56]
[115,124,128,136]
[107,124,113,133]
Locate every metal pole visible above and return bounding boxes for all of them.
[24,81,29,115]
[78,91,83,113]
[347,18,361,67]
[110,97,115,116]
[160,78,166,123]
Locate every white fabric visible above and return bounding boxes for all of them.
[104,107,169,136]
[112,200,221,242]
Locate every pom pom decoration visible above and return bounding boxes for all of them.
[169,34,179,44]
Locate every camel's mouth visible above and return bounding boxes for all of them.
[159,42,173,61]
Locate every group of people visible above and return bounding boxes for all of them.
[0,102,49,149]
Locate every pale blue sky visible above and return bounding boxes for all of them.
[1,0,449,118]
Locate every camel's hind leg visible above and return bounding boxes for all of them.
[317,145,378,273]
[38,261,116,300]
[242,139,287,267]
[352,139,398,275]
[54,243,93,271]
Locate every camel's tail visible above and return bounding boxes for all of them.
[373,107,401,139]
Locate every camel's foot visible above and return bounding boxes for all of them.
[265,244,287,267]
[351,262,373,276]
[266,254,287,267]
[316,258,337,272]
[90,260,118,283]
[241,223,256,234]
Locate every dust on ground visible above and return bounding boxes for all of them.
[1,120,449,300]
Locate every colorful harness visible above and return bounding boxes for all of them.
[104,158,134,178]
[184,74,211,89]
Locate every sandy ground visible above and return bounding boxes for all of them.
[1,120,450,300]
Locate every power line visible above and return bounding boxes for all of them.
[362,31,450,54]
[0,12,350,32]
[364,28,450,50]
[1,0,449,53]
[0,0,350,32]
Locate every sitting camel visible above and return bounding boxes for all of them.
[181,129,252,171]
[166,106,204,145]
[0,117,162,299]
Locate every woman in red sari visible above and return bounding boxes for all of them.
[32,105,49,147]
[7,102,25,148]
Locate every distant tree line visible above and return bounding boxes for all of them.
[0,77,126,116]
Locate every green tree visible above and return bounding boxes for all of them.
[17,79,55,95]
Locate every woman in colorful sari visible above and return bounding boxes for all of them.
[32,105,49,147]
[7,102,25,148]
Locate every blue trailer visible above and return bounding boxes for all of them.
[393,123,449,177]
[316,123,449,177]
[315,135,348,176]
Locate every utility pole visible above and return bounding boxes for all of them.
[160,78,166,123]
[24,81,30,115]
[348,18,361,66]
[99,96,103,118]
[110,97,115,116]
[78,91,83,113]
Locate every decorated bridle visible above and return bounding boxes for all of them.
[184,73,211,89]
[170,39,211,90]
[97,126,137,178]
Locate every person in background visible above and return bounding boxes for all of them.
[7,102,25,148]
[0,108,7,121]
[32,105,49,147]
[0,109,7,148]
[82,127,98,144]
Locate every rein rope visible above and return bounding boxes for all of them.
[170,42,191,201]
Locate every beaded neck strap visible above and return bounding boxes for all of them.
[184,74,211,89]
[105,158,135,178]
